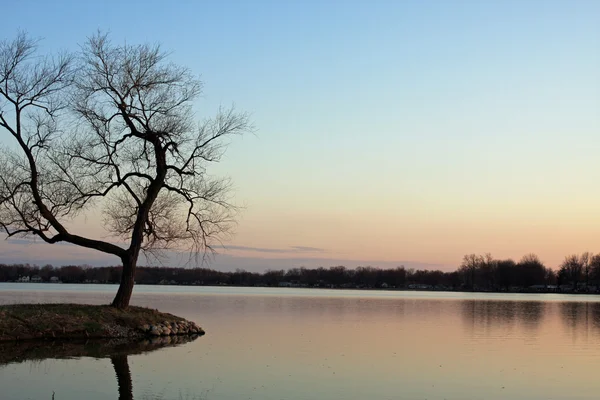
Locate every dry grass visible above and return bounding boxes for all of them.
[0,304,188,341]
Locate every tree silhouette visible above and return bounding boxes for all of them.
[0,32,251,307]
[559,254,583,290]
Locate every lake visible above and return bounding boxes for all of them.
[1,284,600,399]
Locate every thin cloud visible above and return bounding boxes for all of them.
[3,235,327,254]
[224,245,327,254]
[290,246,326,253]
[0,239,451,271]
[4,237,73,246]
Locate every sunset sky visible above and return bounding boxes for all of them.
[0,1,599,271]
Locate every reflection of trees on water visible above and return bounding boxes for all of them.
[0,335,200,400]
[519,301,544,329]
[459,300,600,342]
[561,302,586,325]
[558,301,600,327]
[559,301,600,342]
[461,300,546,335]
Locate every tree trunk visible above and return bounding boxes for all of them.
[111,256,137,308]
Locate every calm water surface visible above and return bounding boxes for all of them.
[1,284,600,399]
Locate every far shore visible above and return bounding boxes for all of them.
[1,258,591,296]
[1,280,598,296]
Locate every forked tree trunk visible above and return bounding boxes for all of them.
[111,256,137,308]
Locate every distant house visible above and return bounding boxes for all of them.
[408,284,433,290]
[529,285,546,290]
[50,276,61,283]
[30,275,42,283]
[17,276,30,282]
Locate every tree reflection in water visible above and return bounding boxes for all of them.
[558,301,600,342]
[111,354,134,400]
[461,300,547,335]
[460,299,600,342]
[0,335,200,400]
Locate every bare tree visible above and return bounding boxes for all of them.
[580,252,592,288]
[480,252,497,290]
[559,254,583,290]
[0,33,251,308]
[517,253,546,288]
[458,253,483,290]
[590,253,600,291]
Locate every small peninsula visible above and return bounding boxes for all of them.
[0,304,204,342]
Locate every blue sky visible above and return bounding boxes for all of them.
[0,1,599,270]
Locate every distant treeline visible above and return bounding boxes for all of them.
[1,252,599,292]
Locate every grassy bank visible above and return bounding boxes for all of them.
[0,304,204,342]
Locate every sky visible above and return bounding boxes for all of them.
[0,0,599,271]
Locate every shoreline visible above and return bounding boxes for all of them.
[0,304,204,342]
[0,281,596,296]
